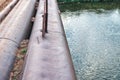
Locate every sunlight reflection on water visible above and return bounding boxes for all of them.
[61,9,120,80]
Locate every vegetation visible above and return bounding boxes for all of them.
[21,48,27,54]
[9,40,29,80]
[59,2,120,12]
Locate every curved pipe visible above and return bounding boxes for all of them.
[0,0,19,22]
[0,0,36,79]
[21,0,76,80]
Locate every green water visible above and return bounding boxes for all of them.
[59,2,120,12]
[61,9,120,80]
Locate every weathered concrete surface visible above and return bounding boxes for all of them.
[21,0,76,80]
[0,0,18,22]
[0,0,36,79]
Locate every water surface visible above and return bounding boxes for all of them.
[61,9,120,80]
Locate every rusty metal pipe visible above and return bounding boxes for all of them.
[0,0,36,79]
[45,0,48,33]
[42,0,48,37]
[0,0,19,23]
[21,0,76,80]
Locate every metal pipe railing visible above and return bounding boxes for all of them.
[42,0,48,37]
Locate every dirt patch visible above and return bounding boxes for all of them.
[0,0,12,11]
[9,40,29,80]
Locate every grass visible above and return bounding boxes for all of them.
[21,48,27,54]
[59,2,120,12]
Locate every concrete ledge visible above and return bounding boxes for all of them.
[22,0,76,80]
